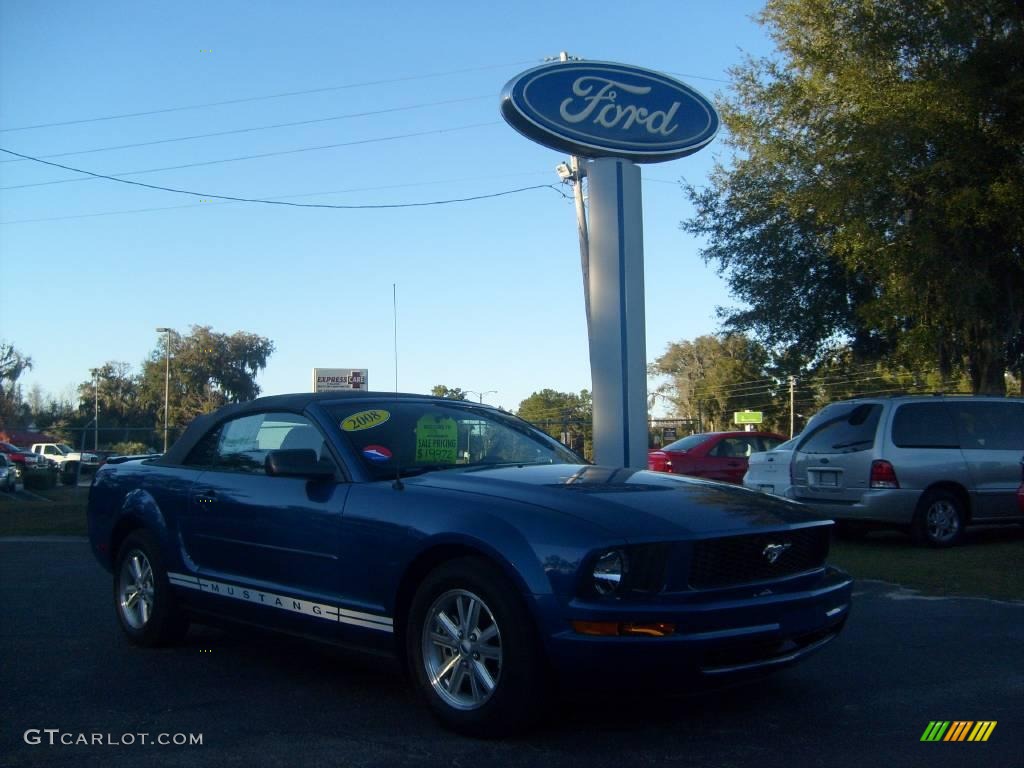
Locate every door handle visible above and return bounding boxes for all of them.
[727,461,740,467]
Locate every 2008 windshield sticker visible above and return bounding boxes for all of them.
[415,415,458,464]
[341,409,390,432]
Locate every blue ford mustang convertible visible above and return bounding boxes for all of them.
[87,392,852,736]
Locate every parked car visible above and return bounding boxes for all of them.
[31,442,100,473]
[88,449,121,467]
[88,392,851,736]
[743,436,799,498]
[648,431,788,484]
[790,395,1024,547]
[0,441,46,480]
[0,453,16,492]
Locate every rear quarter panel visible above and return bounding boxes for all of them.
[87,460,204,572]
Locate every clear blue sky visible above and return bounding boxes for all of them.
[0,0,775,414]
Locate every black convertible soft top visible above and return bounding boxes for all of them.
[156,390,479,466]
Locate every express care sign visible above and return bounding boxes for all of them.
[312,368,368,392]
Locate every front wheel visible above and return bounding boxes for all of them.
[913,490,965,548]
[113,530,189,646]
[406,557,548,737]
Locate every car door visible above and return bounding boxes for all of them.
[952,401,1024,520]
[178,410,349,604]
[703,436,753,483]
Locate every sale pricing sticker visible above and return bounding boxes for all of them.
[341,409,390,432]
[415,415,458,464]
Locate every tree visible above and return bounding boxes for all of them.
[75,362,150,447]
[517,389,593,456]
[0,342,32,427]
[431,385,469,400]
[649,334,778,431]
[140,326,275,431]
[686,0,1024,393]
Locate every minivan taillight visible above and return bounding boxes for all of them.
[870,460,899,489]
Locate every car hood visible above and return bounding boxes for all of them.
[413,463,828,542]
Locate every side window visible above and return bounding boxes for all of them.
[759,436,783,452]
[891,403,958,448]
[45,446,59,455]
[184,412,333,474]
[954,402,1024,451]
[711,438,749,458]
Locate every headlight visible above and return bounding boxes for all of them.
[592,549,628,596]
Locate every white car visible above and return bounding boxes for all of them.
[742,437,798,498]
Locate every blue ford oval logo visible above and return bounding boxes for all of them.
[501,61,719,163]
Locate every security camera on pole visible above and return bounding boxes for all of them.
[501,56,719,467]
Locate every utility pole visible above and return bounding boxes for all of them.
[789,376,796,438]
[93,370,99,450]
[559,51,591,331]
[156,327,173,452]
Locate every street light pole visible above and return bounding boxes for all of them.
[465,389,498,404]
[156,327,173,452]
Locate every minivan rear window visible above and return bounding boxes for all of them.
[892,403,959,448]
[798,403,882,454]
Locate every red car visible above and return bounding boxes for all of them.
[0,441,47,478]
[648,431,788,484]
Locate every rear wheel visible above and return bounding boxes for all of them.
[113,530,189,646]
[406,557,547,737]
[912,490,965,548]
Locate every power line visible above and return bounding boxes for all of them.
[0,59,539,133]
[0,95,493,165]
[664,71,732,85]
[0,122,503,190]
[0,171,553,225]
[0,147,564,211]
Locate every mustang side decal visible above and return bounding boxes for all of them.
[167,572,393,633]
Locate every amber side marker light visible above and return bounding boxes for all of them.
[572,621,675,637]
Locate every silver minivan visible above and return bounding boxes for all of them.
[791,396,1024,546]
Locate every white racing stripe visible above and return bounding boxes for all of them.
[167,572,393,633]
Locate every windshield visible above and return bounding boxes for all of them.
[324,400,584,480]
[661,433,713,452]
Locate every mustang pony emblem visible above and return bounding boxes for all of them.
[762,542,792,564]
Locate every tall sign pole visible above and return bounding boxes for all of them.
[585,157,648,466]
[501,59,718,467]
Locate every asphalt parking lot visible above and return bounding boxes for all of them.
[1,539,1020,768]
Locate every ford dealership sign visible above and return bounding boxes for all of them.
[501,61,719,163]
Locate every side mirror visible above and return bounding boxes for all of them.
[265,449,335,480]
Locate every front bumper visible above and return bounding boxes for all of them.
[539,566,852,686]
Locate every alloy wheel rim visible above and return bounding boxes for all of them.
[421,589,502,710]
[118,549,155,630]
[926,500,959,542]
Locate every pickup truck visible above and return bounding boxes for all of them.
[31,443,101,476]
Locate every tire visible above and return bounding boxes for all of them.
[406,556,548,738]
[60,463,78,485]
[113,530,189,646]
[912,489,966,548]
